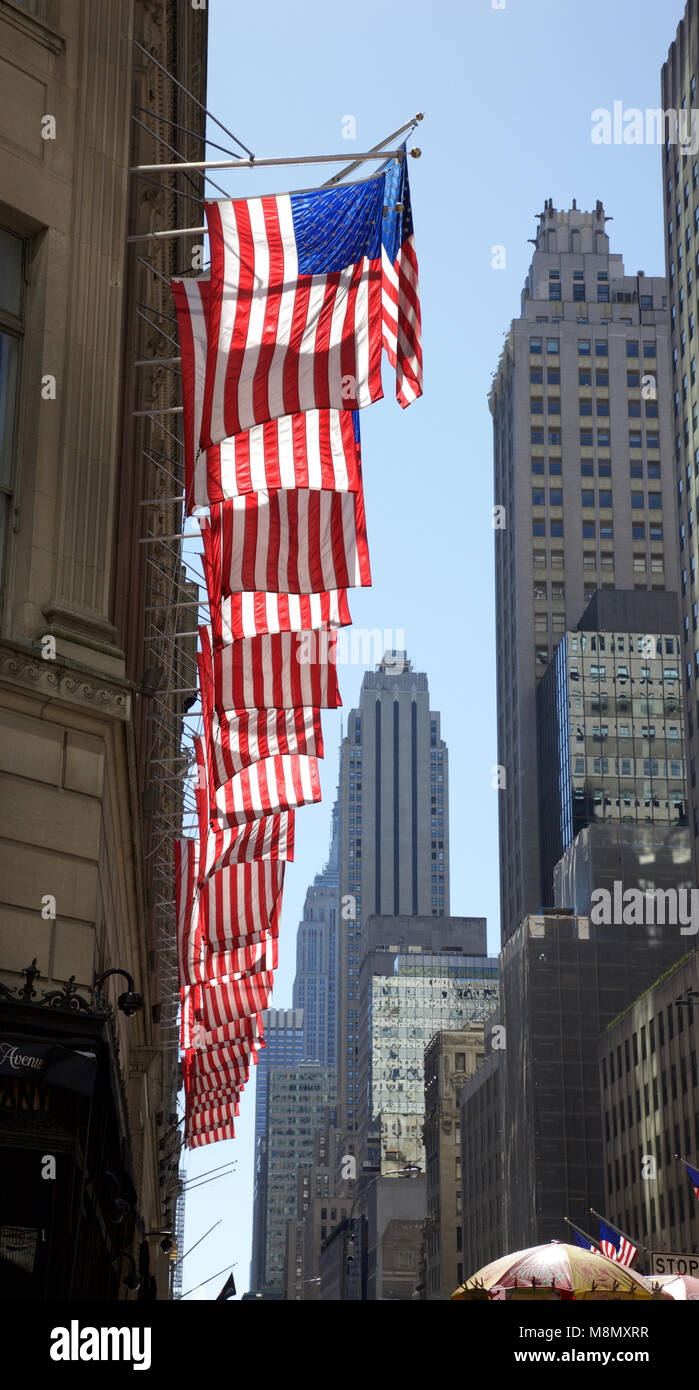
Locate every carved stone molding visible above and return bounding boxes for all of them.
[0,639,134,722]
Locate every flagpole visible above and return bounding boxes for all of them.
[320,114,423,188]
[130,149,416,175]
[563,1216,599,1249]
[673,1151,698,1167]
[589,1208,648,1254]
[673,1152,699,1191]
[177,1262,237,1300]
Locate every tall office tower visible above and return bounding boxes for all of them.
[663,5,699,885]
[599,952,699,1258]
[459,1047,504,1275]
[337,651,450,1134]
[282,1109,352,1301]
[292,798,340,1065]
[250,1008,305,1292]
[356,914,497,1178]
[261,1064,336,1291]
[500,910,695,1250]
[537,591,689,904]
[423,1026,486,1300]
[490,203,678,942]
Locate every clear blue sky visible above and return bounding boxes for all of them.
[178,0,683,1299]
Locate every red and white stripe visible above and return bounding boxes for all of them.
[186,1101,241,1134]
[208,588,351,643]
[171,276,361,508]
[198,633,325,782]
[199,194,383,448]
[206,701,324,788]
[194,735,296,872]
[201,490,371,596]
[183,1043,258,1088]
[211,754,321,827]
[204,935,278,980]
[600,1237,637,1268]
[185,1041,260,1084]
[193,973,275,1030]
[187,1012,266,1052]
[203,627,341,714]
[381,234,423,409]
[199,861,285,949]
[198,811,296,880]
[180,986,265,1051]
[187,1123,237,1148]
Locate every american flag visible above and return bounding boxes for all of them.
[186,1102,241,1134]
[198,860,285,948]
[184,1040,258,1084]
[203,627,341,714]
[198,628,325,781]
[207,584,351,644]
[381,148,423,408]
[187,1017,264,1053]
[683,1159,699,1198]
[208,752,321,827]
[197,809,296,881]
[184,1039,261,1078]
[202,935,278,982]
[570,1228,600,1255]
[201,488,371,596]
[200,174,386,446]
[187,1124,238,1149]
[193,736,296,875]
[200,694,324,788]
[193,973,275,1030]
[171,275,363,508]
[598,1219,638,1267]
[180,987,264,1051]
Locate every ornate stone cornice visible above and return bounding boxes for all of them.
[0,638,134,722]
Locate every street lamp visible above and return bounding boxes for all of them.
[94,968,144,1017]
[344,1164,422,1297]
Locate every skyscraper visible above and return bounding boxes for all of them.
[537,591,688,903]
[250,1008,305,1292]
[356,914,497,1176]
[261,1063,335,1291]
[490,203,678,941]
[662,3,699,882]
[292,798,340,1066]
[336,651,450,1134]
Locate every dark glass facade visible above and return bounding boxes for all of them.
[538,627,687,904]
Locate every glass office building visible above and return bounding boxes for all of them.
[263,1064,336,1289]
[538,624,686,903]
[364,952,499,1173]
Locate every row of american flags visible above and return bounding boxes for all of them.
[568,1165,699,1266]
[171,150,422,1145]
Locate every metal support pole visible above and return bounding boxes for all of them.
[131,149,411,175]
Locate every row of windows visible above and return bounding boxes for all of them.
[533,521,665,542]
[533,488,662,509]
[532,427,660,448]
[532,399,659,418]
[532,368,654,387]
[530,336,657,357]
